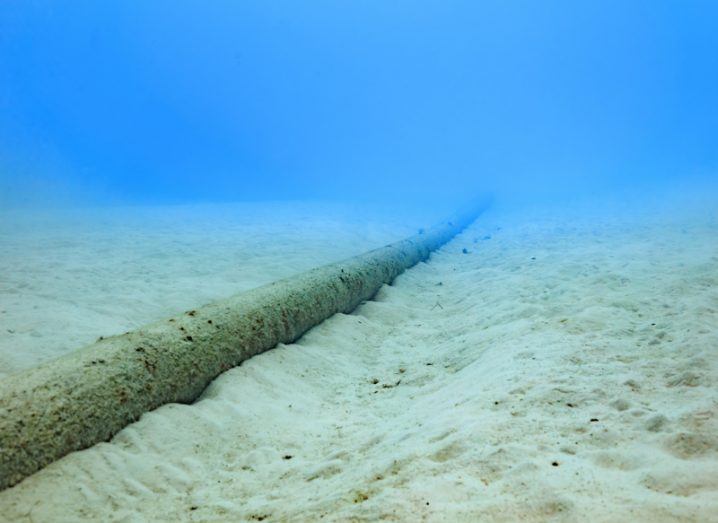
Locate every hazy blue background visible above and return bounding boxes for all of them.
[1,1,716,208]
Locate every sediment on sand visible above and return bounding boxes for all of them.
[0,200,489,490]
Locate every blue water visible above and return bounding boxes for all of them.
[2,6,718,516]
[1,1,716,210]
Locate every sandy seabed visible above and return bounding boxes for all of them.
[0,198,716,522]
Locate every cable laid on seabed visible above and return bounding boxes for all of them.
[0,199,489,490]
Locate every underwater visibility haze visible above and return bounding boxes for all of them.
[1,2,718,521]
[1,0,717,208]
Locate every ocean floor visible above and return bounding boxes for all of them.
[0,198,717,521]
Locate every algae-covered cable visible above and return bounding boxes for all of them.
[0,200,489,490]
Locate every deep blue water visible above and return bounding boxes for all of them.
[1,1,717,210]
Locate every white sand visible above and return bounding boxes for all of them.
[1,199,717,521]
